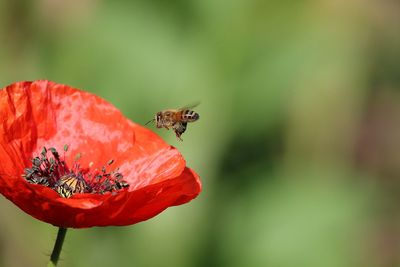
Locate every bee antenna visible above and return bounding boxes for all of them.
[145,119,155,126]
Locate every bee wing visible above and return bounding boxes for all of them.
[178,102,200,111]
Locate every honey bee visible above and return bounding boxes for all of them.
[146,104,200,141]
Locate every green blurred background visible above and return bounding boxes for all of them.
[1,0,400,266]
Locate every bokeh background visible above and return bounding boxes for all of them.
[0,0,400,266]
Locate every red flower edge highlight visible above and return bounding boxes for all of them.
[0,80,201,228]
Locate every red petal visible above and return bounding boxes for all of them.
[0,81,201,227]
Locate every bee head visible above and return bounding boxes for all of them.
[156,112,162,128]
[145,113,158,126]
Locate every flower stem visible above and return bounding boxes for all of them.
[48,227,68,266]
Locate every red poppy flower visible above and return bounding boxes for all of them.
[0,80,201,228]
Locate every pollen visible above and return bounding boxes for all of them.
[22,145,129,198]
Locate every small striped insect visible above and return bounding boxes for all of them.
[56,174,87,198]
[146,104,200,141]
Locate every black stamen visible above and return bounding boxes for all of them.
[22,145,129,198]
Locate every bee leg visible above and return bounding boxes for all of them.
[164,126,170,130]
[174,130,183,141]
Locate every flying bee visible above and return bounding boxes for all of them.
[146,104,200,141]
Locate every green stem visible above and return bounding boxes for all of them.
[48,227,68,266]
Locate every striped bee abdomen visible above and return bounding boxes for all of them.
[182,110,200,122]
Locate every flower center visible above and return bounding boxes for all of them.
[22,145,129,198]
